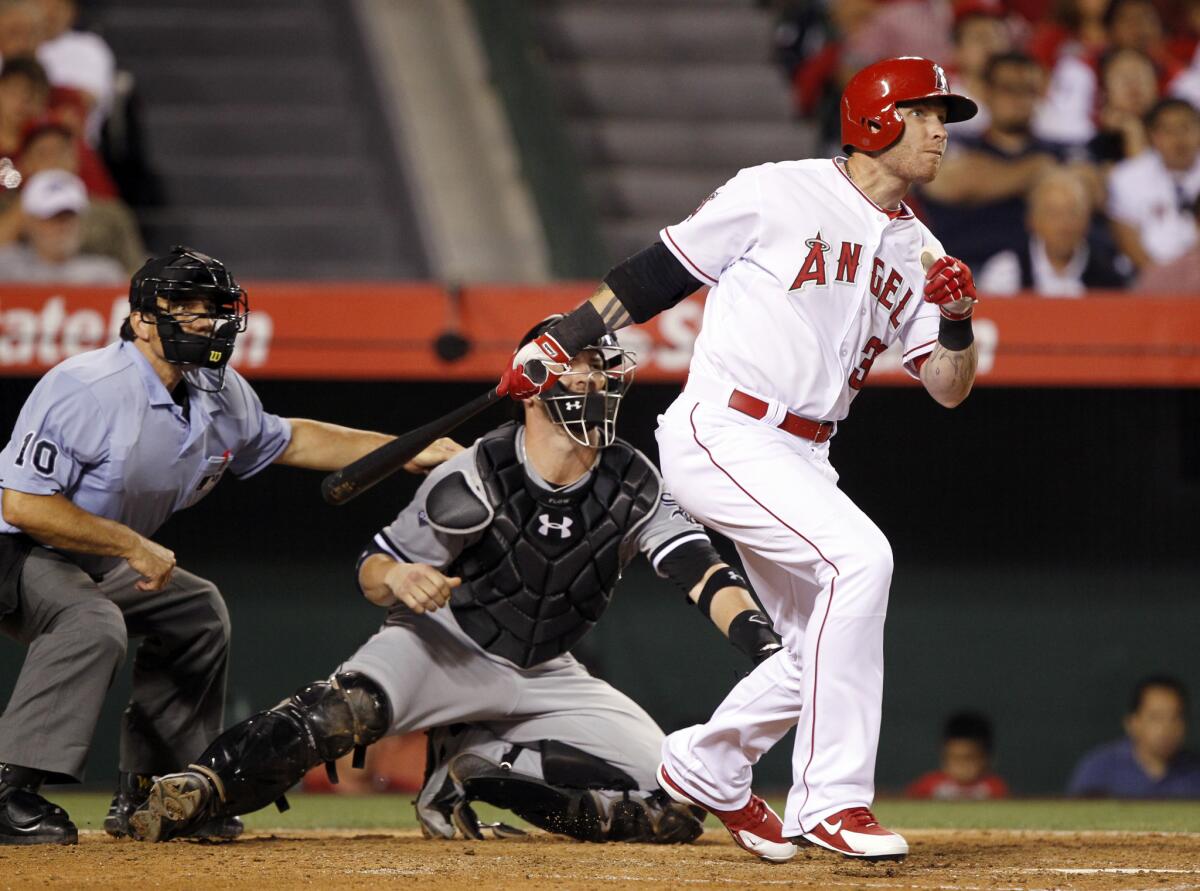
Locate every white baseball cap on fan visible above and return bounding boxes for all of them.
[21,169,89,219]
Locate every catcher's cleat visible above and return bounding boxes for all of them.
[106,772,243,841]
[796,806,908,861]
[128,770,218,842]
[608,789,704,844]
[0,787,77,846]
[415,753,526,841]
[657,763,795,862]
[455,752,606,842]
[452,753,698,844]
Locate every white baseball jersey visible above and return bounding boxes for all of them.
[660,158,942,424]
[654,156,955,840]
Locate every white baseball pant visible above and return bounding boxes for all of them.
[656,377,893,835]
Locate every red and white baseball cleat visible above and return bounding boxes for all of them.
[657,763,796,863]
[799,806,908,861]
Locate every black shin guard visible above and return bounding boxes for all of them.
[462,770,607,842]
[456,742,702,844]
[190,672,390,816]
[538,740,637,791]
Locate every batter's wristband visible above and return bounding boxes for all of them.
[696,566,746,617]
[549,303,608,357]
[727,610,783,665]
[937,315,974,351]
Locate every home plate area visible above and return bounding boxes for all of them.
[2,828,1199,891]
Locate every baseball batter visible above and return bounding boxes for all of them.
[0,247,455,846]
[127,319,784,845]
[497,57,981,863]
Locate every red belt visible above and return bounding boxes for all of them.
[727,390,835,443]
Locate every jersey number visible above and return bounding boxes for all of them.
[15,433,58,476]
[848,337,886,391]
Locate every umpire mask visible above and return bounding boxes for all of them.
[519,315,637,448]
[129,246,249,392]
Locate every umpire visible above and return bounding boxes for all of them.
[0,246,456,845]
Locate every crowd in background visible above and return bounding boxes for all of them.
[771,0,1200,296]
[906,676,1200,800]
[0,0,143,285]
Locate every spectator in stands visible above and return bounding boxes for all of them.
[921,51,1069,269]
[1088,48,1159,164]
[1029,0,1107,145]
[0,54,46,160]
[0,55,48,244]
[1169,1,1200,112]
[0,0,42,61]
[977,168,1127,295]
[35,0,114,146]
[842,0,954,81]
[1103,0,1181,86]
[0,168,124,283]
[18,116,145,271]
[1135,194,1200,293]
[946,0,1015,139]
[1068,676,1200,798]
[1108,98,1200,271]
[907,712,1010,800]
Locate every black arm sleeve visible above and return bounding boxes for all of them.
[603,241,704,324]
[656,537,724,596]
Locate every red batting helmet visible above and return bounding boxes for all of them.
[841,57,978,153]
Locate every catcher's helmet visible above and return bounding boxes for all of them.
[517,315,636,449]
[129,246,248,390]
[841,57,977,153]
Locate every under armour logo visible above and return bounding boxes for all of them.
[564,400,582,411]
[537,514,574,538]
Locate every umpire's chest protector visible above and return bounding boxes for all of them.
[430,422,660,669]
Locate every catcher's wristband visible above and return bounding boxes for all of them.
[937,315,974,351]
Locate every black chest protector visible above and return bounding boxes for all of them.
[431,422,660,669]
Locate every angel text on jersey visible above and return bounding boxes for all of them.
[789,232,917,329]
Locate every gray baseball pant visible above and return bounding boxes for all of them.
[338,611,665,792]
[0,548,230,782]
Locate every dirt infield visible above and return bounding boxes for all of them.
[2,828,1198,891]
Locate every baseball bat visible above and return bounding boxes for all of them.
[321,387,499,505]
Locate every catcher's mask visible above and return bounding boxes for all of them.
[518,315,637,448]
[129,245,248,392]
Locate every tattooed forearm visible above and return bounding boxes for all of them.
[588,284,632,332]
[921,342,978,408]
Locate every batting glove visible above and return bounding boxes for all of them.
[923,255,977,320]
[496,333,572,400]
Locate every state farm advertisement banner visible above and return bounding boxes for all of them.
[1,284,1198,386]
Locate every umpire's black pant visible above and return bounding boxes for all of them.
[0,547,229,783]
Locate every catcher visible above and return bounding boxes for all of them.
[127,319,784,844]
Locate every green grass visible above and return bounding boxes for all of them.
[48,792,1200,834]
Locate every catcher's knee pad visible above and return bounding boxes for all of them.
[191,672,391,816]
[289,672,392,765]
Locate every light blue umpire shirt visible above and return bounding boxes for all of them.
[0,340,292,576]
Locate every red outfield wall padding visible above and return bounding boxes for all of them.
[0,284,1197,386]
